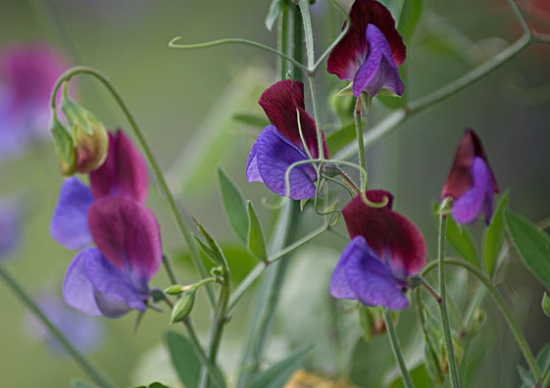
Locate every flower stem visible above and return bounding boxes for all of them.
[162,254,178,286]
[383,309,415,388]
[0,264,117,388]
[50,67,216,309]
[437,215,462,388]
[421,258,541,381]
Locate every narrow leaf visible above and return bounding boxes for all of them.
[250,347,312,388]
[265,0,284,31]
[446,215,479,267]
[542,292,550,318]
[506,211,550,289]
[164,331,201,388]
[193,218,224,265]
[484,193,509,277]
[397,0,423,43]
[219,168,249,243]
[232,113,270,128]
[326,122,356,155]
[247,201,268,262]
[149,384,170,388]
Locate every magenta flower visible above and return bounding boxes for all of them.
[246,79,328,199]
[50,129,161,318]
[330,190,426,309]
[0,43,68,160]
[442,129,499,225]
[327,0,406,97]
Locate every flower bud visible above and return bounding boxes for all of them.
[164,285,185,296]
[49,117,76,176]
[170,290,196,324]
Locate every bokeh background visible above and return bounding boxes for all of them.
[1,0,549,387]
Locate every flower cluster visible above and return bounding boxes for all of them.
[50,129,161,318]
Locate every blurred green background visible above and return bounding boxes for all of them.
[1,0,549,387]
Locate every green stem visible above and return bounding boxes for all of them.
[421,258,541,380]
[0,264,117,388]
[437,215,461,388]
[162,254,178,286]
[297,0,315,71]
[540,359,550,388]
[50,67,216,309]
[383,309,415,388]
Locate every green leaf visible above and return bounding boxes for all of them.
[232,113,270,128]
[326,122,356,155]
[390,364,435,388]
[218,168,249,243]
[194,218,224,265]
[265,0,284,31]
[149,384,170,388]
[378,0,404,22]
[484,193,509,277]
[446,215,479,267]
[247,201,268,262]
[542,292,550,318]
[71,380,99,388]
[397,0,423,43]
[506,211,550,289]
[164,331,202,388]
[250,347,312,388]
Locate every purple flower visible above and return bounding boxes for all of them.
[25,292,104,355]
[0,198,20,259]
[0,43,68,160]
[330,190,426,309]
[50,129,161,318]
[246,79,328,199]
[442,129,499,225]
[327,0,406,97]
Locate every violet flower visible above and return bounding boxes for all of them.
[330,190,426,309]
[246,79,328,199]
[442,129,499,225]
[327,0,406,97]
[50,129,161,318]
[0,43,68,160]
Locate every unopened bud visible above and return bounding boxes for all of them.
[50,117,76,176]
[170,291,196,324]
[164,285,185,295]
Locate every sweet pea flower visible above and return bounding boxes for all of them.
[0,43,68,160]
[246,79,328,199]
[327,0,406,97]
[442,129,499,225]
[50,129,161,318]
[330,190,426,309]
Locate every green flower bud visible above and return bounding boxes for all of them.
[164,285,185,296]
[170,291,196,324]
[49,117,76,176]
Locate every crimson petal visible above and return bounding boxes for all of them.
[342,190,426,277]
[87,196,162,288]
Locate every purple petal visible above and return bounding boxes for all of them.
[452,157,494,224]
[0,198,20,258]
[63,247,147,318]
[247,126,317,200]
[87,196,162,287]
[342,190,426,277]
[352,25,404,97]
[50,177,94,249]
[89,129,148,202]
[331,237,409,309]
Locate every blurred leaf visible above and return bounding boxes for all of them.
[506,211,550,289]
[390,363,435,388]
[518,364,536,388]
[164,331,202,388]
[71,380,99,388]
[446,215,479,267]
[148,384,170,388]
[543,293,550,318]
[250,347,312,388]
[247,201,268,262]
[193,218,225,265]
[219,168,249,243]
[378,0,404,22]
[265,0,284,31]
[518,344,550,388]
[397,0,423,43]
[232,112,270,128]
[326,122,356,155]
[484,193,509,277]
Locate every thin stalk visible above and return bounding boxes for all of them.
[421,259,541,381]
[162,254,178,286]
[50,67,216,309]
[383,309,415,388]
[0,264,117,388]
[540,360,550,388]
[354,96,367,190]
[437,215,461,388]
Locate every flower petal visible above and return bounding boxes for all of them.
[89,129,148,202]
[342,190,426,277]
[87,196,162,287]
[258,80,324,158]
[327,0,406,80]
[50,177,94,249]
[331,237,409,309]
[452,157,494,224]
[63,247,147,318]
[248,126,317,200]
[352,25,404,97]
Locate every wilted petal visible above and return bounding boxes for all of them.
[352,25,404,97]
[89,129,148,202]
[342,190,426,277]
[452,157,494,225]
[63,247,147,318]
[327,0,406,81]
[258,80,323,158]
[50,177,94,249]
[87,196,162,287]
[247,126,317,200]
